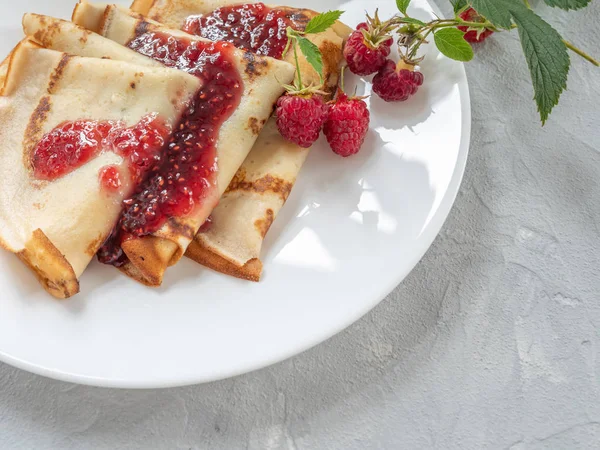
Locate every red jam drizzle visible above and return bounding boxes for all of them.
[31,115,169,184]
[99,165,122,192]
[97,31,242,267]
[32,120,117,181]
[183,3,292,59]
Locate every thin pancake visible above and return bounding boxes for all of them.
[0,41,200,298]
[131,0,246,29]
[131,1,352,97]
[142,1,349,280]
[23,13,161,66]
[73,3,295,286]
[130,0,353,51]
[186,118,307,280]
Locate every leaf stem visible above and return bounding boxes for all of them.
[508,23,597,66]
[563,39,599,67]
[292,41,303,89]
[399,18,490,29]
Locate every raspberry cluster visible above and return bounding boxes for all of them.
[343,13,426,104]
[343,7,493,104]
[275,7,493,157]
[275,90,370,158]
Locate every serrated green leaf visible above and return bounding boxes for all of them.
[304,10,343,34]
[469,0,525,28]
[450,0,468,13]
[401,17,426,26]
[297,36,323,78]
[396,0,411,14]
[543,0,591,10]
[433,28,474,62]
[511,8,570,124]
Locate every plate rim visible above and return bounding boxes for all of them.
[0,0,471,388]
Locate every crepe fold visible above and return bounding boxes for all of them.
[131,0,350,281]
[129,0,353,54]
[70,2,295,286]
[0,40,201,298]
[22,13,162,66]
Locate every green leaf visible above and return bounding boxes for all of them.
[303,10,343,34]
[297,36,323,77]
[433,28,474,62]
[433,28,473,61]
[401,17,426,26]
[511,8,570,124]
[469,0,525,28]
[396,0,411,14]
[450,0,468,13]
[543,0,591,10]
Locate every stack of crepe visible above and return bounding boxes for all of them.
[130,0,351,281]
[0,0,351,298]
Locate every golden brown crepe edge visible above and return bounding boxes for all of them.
[16,230,80,299]
[72,0,108,34]
[130,0,155,15]
[185,238,262,282]
[0,39,44,96]
[120,236,180,286]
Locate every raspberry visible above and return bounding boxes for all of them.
[458,8,493,43]
[275,94,328,148]
[372,60,424,102]
[323,92,370,157]
[344,22,393,76]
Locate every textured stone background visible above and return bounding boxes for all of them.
[1,1,599,448]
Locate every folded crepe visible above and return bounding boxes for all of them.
[0,40,201,298]
[71,2,295,286]
[130,1,350,92]
[129,0,352,57]
[130,0,350,281]
[23,13,162,66]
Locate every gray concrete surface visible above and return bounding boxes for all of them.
[1,1,599,448]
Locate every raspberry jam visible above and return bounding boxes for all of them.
[99,166,122,192]
[97,31,242,267]
[31,115,169,184]
[32,120,116,181]
[183,3,293,59]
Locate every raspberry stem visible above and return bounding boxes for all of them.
[396,16,598,68]
[397,18,495,62]
[517,0,598,66]
[292,41,304,89]
[563,39,599,67]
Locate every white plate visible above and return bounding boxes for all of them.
[0,0,470,388]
